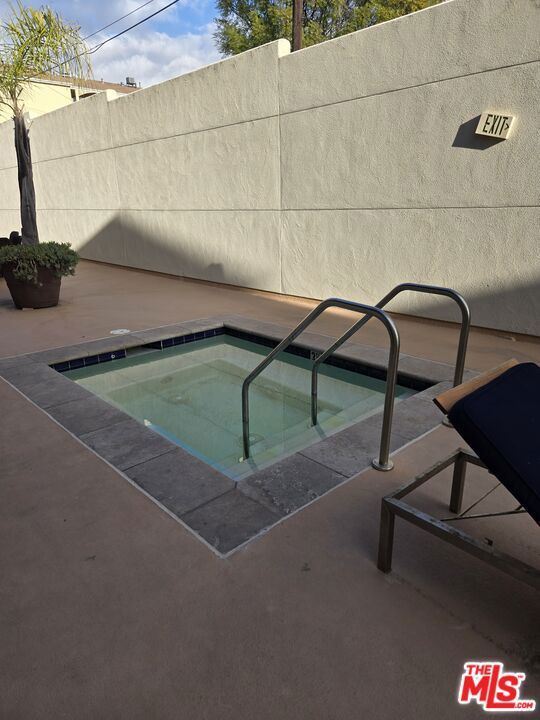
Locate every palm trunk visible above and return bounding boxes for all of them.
[13,114,39,245]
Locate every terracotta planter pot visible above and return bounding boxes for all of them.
[3,264,61,309]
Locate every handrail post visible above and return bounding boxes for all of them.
[311,283,471,427]
[310,362,320,427]
[451,295,471,386]
[241,300,334,460]
[372,315,400,471]
[241,299,400,471]
[242,387,250,460]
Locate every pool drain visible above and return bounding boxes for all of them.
[238,433,264,447]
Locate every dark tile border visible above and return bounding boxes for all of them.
[0,315,474,557]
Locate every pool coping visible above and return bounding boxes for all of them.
[0,314,477,556]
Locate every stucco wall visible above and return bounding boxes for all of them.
[1,0,539,334]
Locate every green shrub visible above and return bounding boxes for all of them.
[0,242,79,284]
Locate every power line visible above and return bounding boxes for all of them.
[0,0,157,40]
[87,0,181,56]
[82,0,157,42]
[30,0,182,80]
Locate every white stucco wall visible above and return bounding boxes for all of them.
[1,0,539,334]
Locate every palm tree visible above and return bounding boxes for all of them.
[0,1,90,244]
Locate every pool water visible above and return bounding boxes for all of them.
[65,336,415,479]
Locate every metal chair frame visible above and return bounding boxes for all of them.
[377,448,540,590]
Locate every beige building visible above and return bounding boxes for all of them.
[0,75,138,123]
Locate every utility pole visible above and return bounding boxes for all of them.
[292,0,303,51]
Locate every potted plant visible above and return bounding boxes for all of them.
[0,242,79,309]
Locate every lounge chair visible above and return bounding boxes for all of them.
[377,359,540,590]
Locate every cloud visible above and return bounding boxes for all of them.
[0,0,221,88]
[90,23,220,87]
[24,0,198,33]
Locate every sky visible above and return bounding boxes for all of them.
[0,0,222,88]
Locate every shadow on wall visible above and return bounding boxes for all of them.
[393,276,540,337]
[76,214,266,290]
[452,115,506,151]
[76,214,540,337]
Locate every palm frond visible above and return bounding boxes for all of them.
[0,1,92,115]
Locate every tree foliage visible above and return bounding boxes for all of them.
[215,0,440,55]
[0,1,91,116]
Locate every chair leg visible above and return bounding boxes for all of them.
[450,453,467,514]
[377,500,395,573]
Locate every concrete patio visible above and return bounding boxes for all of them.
[1,261,539,719]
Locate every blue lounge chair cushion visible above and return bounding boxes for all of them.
[448,362,540,526]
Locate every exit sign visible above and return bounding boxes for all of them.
[476,112,514,139]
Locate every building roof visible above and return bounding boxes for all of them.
[38,74,139,94]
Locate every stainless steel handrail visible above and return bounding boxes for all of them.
[311,283,471,426]
[241,298,400,471]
